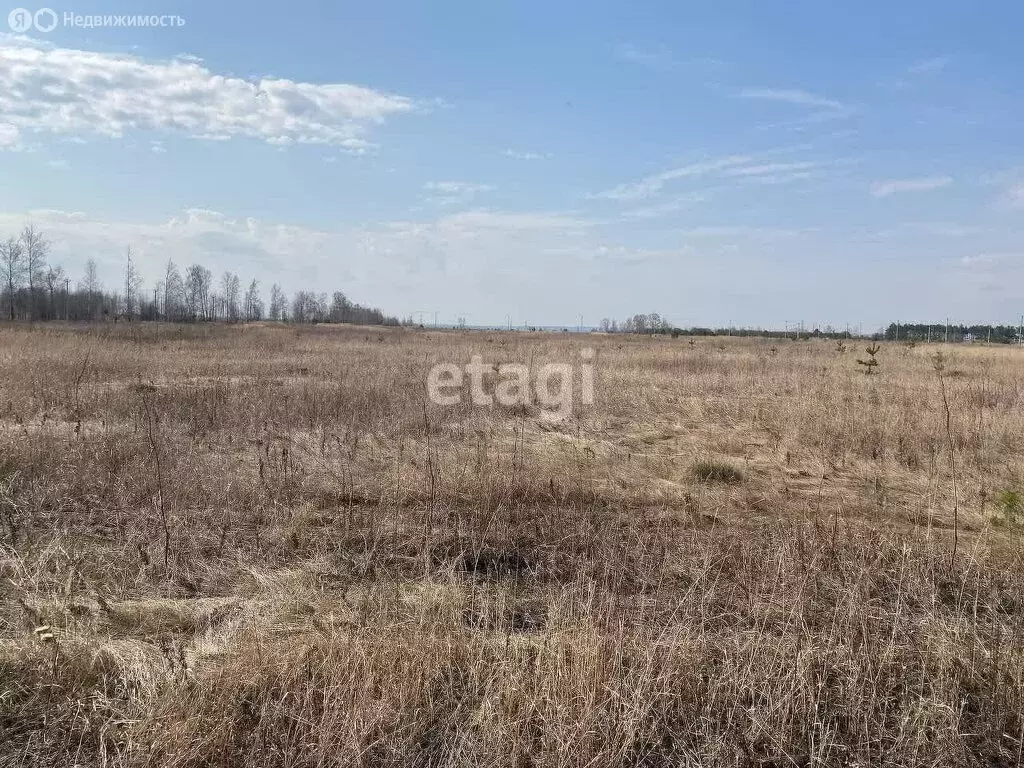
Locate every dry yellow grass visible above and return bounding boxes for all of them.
[2,322,1024,767]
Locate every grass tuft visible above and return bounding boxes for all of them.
[691,459,744,484]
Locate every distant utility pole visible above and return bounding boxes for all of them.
[895,322,900,343]
[945,318,949,344]
[578,314,583,333]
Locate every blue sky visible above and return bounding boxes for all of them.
[2,1,1024,328]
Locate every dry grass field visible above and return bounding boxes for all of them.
[2,322,1024,767]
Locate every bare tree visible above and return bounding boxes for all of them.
[79,259,102,320]
[221,271,241,321]
[292,291,328,324]
[44,265,65,320]
[330,291,351,323]
[244,279,262,321]
[21,225,48,320]
[0,236,25,320]
[269,283,286,321]
[291,290,307,324]
[163,259,183,321]
[123,247,143,319]
[185,264,212,321]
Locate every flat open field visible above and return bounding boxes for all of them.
[2,322,1024,767]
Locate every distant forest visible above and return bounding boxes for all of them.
[0,226,399,325]
[601,314,1023,344]
[882,323,1023,344]
[599,313,857,340]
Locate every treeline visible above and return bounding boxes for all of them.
[601,315,1024,343]
[0,226,398,326]
[598,313,673,334]
[884,323,1023,344]
[666,327,855,340]
[599,313,856,339]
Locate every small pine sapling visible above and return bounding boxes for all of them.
[856,343,881,375]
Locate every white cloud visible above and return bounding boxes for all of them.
[436,210,589,231]
[725,159,851,186]
[591,155,752,200]
[589,244,694,263]
[503,149,550,160]
[422,182,489,193]
[0,123,19,148]
[675,225,809,239]
[960,252,1008,268]
[1006,184,1024,209]
[738,88,853,130]
[893,222,981,238]
[592,153,836,200]
[881,57,951,90]
[977,168,1024,209]
[614,43,727,74]
[722,161,820,178]
[622,193,705,219]
[0,37,417,149]
[737,88,846,112]
[422,181,495,206]
[870,176,952,197]
[591,177,663,202]
[745,171,815,185]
